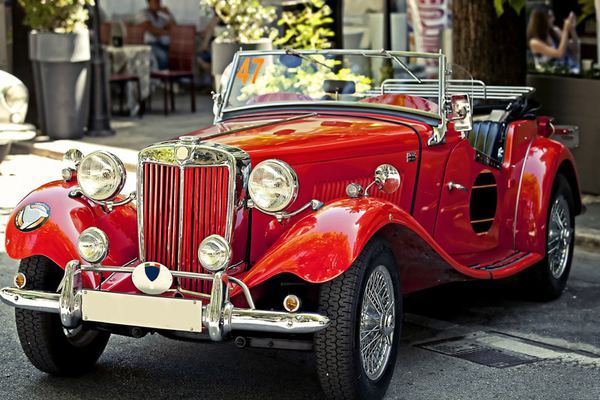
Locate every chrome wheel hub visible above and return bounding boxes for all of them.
[548,196,572,279]
[359,265,395,381]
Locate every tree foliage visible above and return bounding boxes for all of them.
[18,0,94,32]
[201,0,277,43]
[493,0,525,16]
[274,0,334,50]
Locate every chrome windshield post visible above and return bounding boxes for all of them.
[429,50,448,146]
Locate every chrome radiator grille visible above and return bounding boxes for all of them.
[140,155,232,294]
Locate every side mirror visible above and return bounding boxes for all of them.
[448,94,472,132]
[374,164,401,194]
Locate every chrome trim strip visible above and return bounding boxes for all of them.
[222,101,440,122]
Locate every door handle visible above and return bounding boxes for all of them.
[447,182,468,192]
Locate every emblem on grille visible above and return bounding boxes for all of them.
[176,146,190,161]
[14,202,50,232]
[132,262,173,295]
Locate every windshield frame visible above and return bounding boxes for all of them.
[216,49,449,143]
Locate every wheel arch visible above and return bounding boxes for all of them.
[514,137,582,254]
[5,181,138,271]
[556,158,582,215]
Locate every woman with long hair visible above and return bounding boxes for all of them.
[528,5,580,73]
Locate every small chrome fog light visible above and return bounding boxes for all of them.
[198,234,231,272]
[283,294,301,312]
[14,272,26,289]
[77,227,109,264]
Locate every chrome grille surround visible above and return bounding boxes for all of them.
[137,139,250,271]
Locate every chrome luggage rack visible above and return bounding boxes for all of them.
[375,79,535,101]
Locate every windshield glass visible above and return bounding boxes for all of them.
[221,50,447,117]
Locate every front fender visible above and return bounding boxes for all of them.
[514,137,582,254]
[5,180,138,270]
[239,197,489,293]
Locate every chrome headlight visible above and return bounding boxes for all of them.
[77,151,126,201]
[77,227,109,264]
[198,234,232,272]
[248,159,298,212]
[3,84,28,112]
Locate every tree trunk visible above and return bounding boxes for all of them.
[452,0,526,85]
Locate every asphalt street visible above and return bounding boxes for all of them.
[0,155,599,399]
[0,249,599,400]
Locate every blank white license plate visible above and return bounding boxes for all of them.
[81,290,203,333]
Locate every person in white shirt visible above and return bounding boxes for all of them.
[140,0,175,70]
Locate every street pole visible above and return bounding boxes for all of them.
[86,0,114,136]
[383,0,391,50]
[380,0,393,83]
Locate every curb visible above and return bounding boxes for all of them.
[575,228,600,252]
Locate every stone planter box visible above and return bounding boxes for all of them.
[527,73,600,194]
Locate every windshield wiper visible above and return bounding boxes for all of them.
[364,49,422,84]
[284,48,335,72]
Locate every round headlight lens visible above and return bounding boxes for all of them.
[77,227,109,264]
[3,84,28,112]
[77,151,126,201]
[248,159,298,212]
[198,234,232,272]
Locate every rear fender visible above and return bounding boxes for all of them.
[514,137,582,254]
[239,198,490,294]
[5,181,138,286]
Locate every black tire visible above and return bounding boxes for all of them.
[315,238,402,400]
[520,175,575,301]
[15,256,110,376]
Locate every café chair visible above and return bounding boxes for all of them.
[150,25,197,115]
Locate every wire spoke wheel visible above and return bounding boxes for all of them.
[547,196,572,279]
[359,265,395,381]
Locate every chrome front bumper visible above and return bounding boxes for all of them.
[0,261,329,341]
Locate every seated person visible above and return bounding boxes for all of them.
[139,0,176,70]
[528,6,580,73]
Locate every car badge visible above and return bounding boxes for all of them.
[131,262,173,295]
[14,203,50,232]
[406,152,417,163]
[175,146,190,162]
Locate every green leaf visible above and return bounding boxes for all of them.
[493,0,505,16]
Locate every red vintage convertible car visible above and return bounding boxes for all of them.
[1,50,581,400]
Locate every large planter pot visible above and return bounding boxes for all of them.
[211,38,272,90]
[29,30,91,139]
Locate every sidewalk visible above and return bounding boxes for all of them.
[14,94,215,171]
[10,93,600,252]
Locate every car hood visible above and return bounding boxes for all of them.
[181,113,428,165]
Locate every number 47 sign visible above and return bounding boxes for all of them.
[236,57,265,85]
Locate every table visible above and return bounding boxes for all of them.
[105,45,153,114]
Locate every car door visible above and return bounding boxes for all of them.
[433,139,505,255]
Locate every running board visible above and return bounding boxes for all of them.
[467,251,544,279]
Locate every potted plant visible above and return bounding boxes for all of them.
[201,0,277,87]
[19,0,93,139]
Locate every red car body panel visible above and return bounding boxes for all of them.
[3,108,582,301]
[5,181,138,288]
